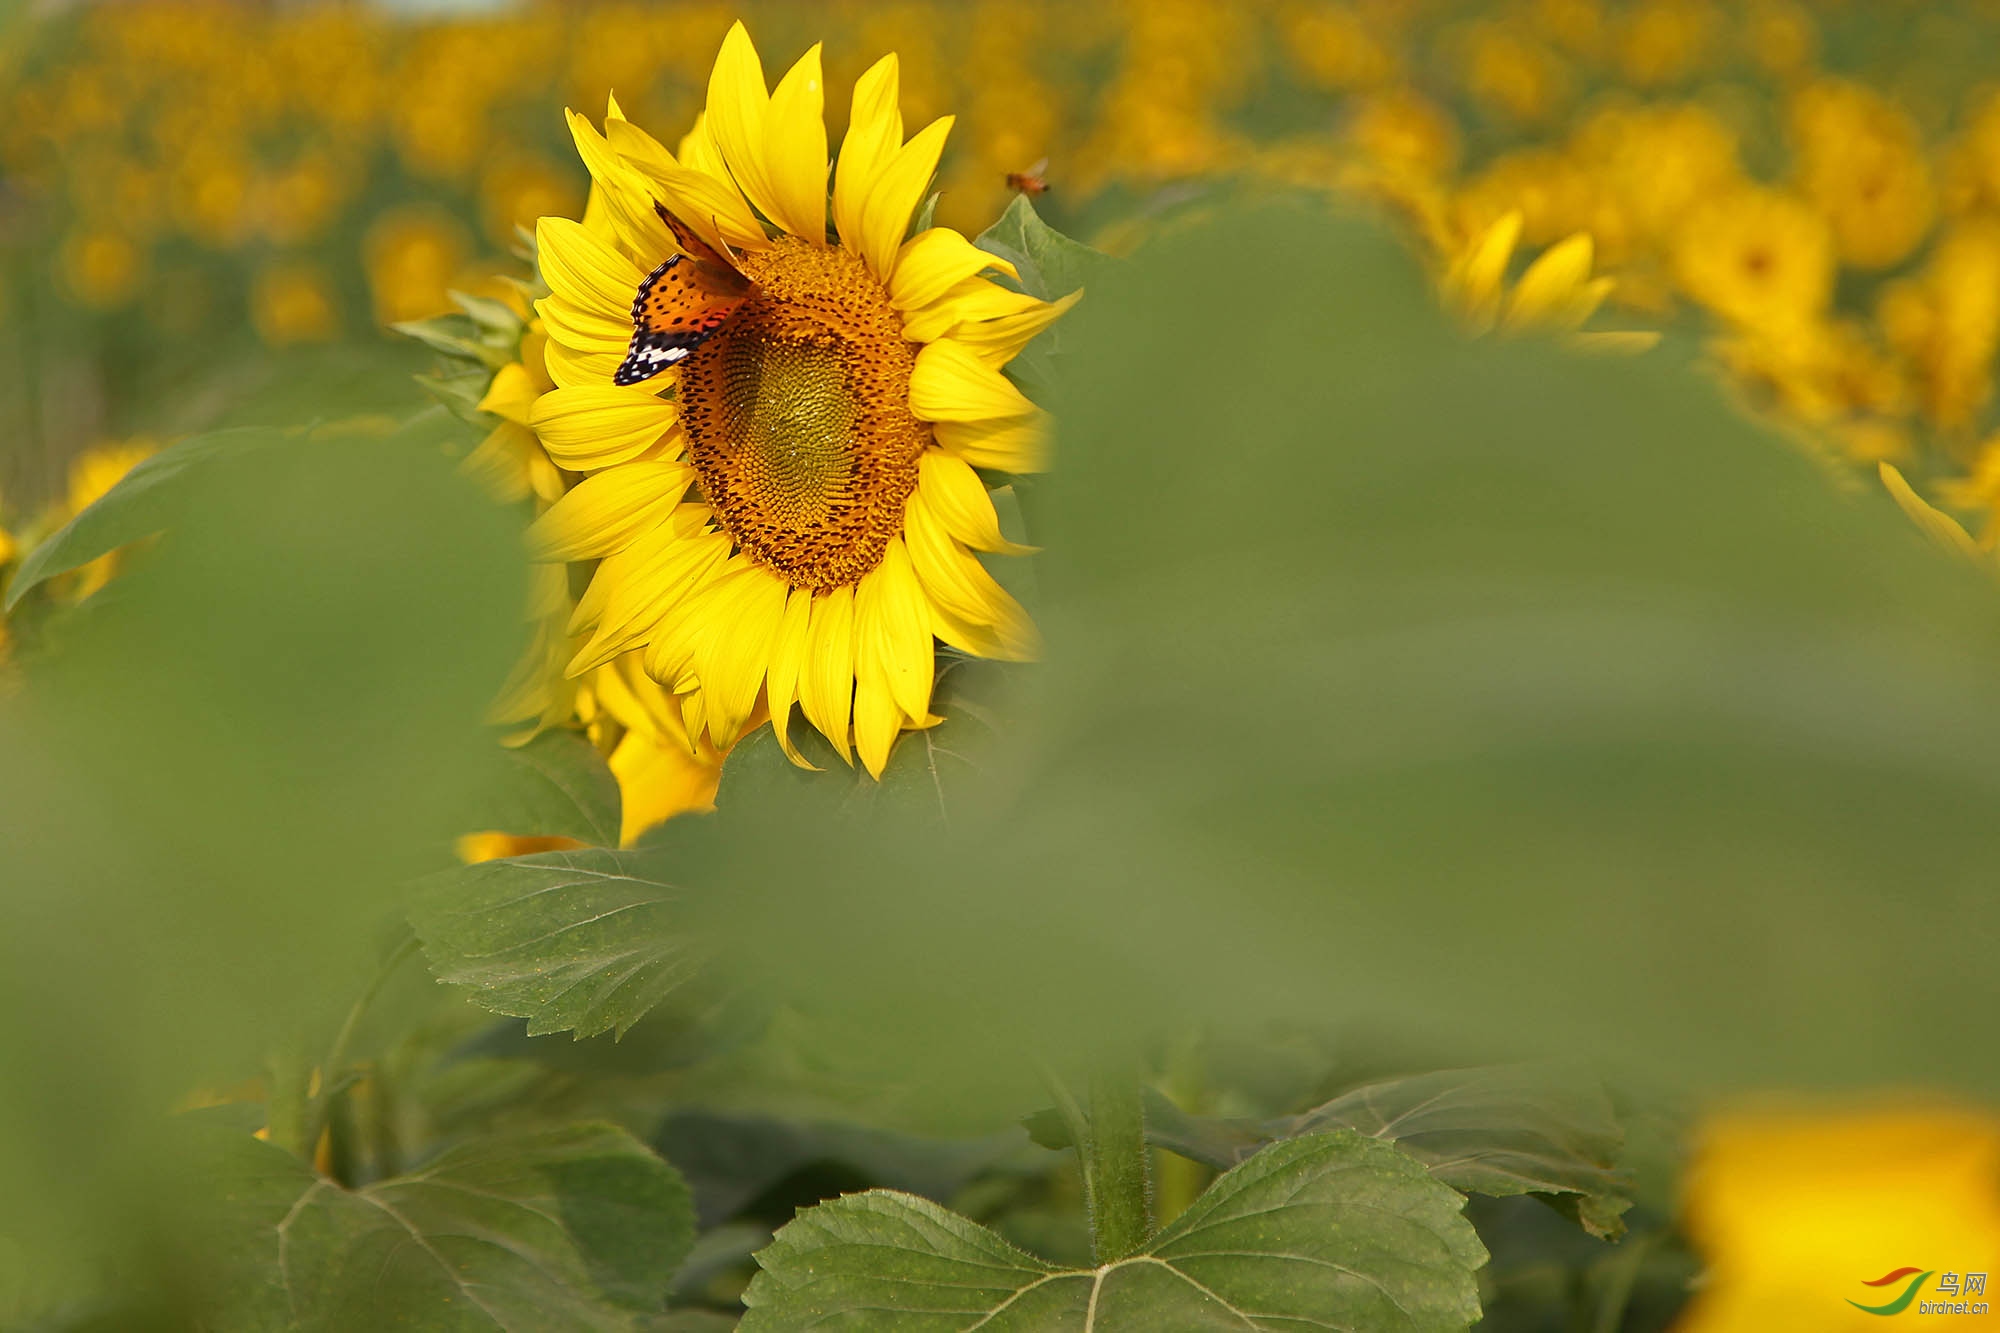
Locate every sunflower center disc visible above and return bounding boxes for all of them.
[678,239,928,593]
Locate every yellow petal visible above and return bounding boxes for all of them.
[564,109,674,261]
[917,449,1034,552]
[609,728,719,845]
[856,537,932,725]
[461,421,538,505]
[535,294,630,357]
[527,461,691,561]
[1502,233,1600,331]
[926,603,1008,659]
[605,114,679,178]
[681,687,708,744]
[536,215,646,321]
[641,552,753,687]
[909,337,1037,422]
[529,386,678,470]
[677,112,732,185]
[858,115,953,282]
[852,665,900,780]
[1443,210,1521,333]
[543,338,628,389]
[617,144,768,256]
[904,496,1038,660]
[834,54,902,254]
[931,413,1051,473]
[762,43,828,242]
[704,22,786,236]
[693,565,788,748]
[572,529,730,674]
[798,585,855,765]
[764,587,818,769]
[900,276,1045,343]
[478,363,541,425]
[949,290,1082,367]
[1880,462,1981,560]
[890,228,1017,312]
[1570,330,1662,355]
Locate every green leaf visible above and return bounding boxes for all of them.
[449,290,528,341]
[393,311,513,370]
[417,367,498,426]
[740,1130,1485,1330]
[412,847,697,1039]
[1143,1066,1632,1242]
[5,427,283,610]
[974,195,1105,302]
[1275,1066,1631,1241]
[197,1122,694,1331]
[466,730,622,847]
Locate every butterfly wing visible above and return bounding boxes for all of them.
[614,253,751,387]
[656,201,743,271]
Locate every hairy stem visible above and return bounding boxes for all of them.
[1082,1066,1152,1263]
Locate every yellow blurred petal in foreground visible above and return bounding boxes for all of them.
[1678,1104,2000,1331]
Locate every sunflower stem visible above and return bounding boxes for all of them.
[1081,1065,1152,1263]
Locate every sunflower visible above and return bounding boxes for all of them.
[527,23,1074,778]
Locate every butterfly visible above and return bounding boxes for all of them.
[1004,156,1051,198]
[614,204,756,387]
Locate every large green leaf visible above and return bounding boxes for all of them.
[198,1122,693,1331]
[739,1129,1485,1330]
[974,195,1105,302]
[5,426,283,609]
[413,848,696,1038]
[464,730,622,847]
[1143,1066,1631,1241]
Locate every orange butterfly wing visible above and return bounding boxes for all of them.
[615,204,754,387]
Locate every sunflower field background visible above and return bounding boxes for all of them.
[5,1,2000,1330]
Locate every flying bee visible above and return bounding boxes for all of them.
[1004,156,1051,197]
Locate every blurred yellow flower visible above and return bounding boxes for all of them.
[58,227,143,308]
[1461,22,1570,126]
[1789,79,1935,270]
[1741,0,1818,78]
[1674,185,1833,334]
[1573,101,1741,246]
[1348,89,1461,188]
[1284,2,1398,91]
[1879,221,2000,432]
[364,208,473,326]
[250,263,341,347]
[1677,1103,2000,1332]
[1617,0,1721,87]
[1714,318,1906,430]
[480,154,585,247]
